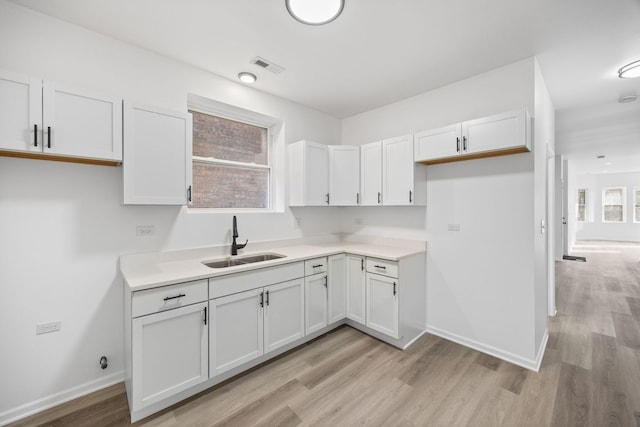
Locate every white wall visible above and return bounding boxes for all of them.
[573,171,640,242]
[533,59,554,343]
[0,1,343,422]
[341,58,550,368]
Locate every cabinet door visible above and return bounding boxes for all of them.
[366,273,399,339]
[305,273,328,335]
[303,141,329,205]
[329,145,360,206]
[360,141,382,205]
[131,302,207,411]
[346,255,366,325]
[210,289,264,377]
[327,254,346,323]
[42,82,122,161]
[462,109,528,155]
[414,124,461,162]
[382,135,414,206]
[123,102,192,205]
[264,279,304,353]
[0,69,41,153]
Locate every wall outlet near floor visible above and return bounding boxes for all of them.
[136,225,155,237]
[36,321,61,335]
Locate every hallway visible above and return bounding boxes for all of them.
[549,240,640,425]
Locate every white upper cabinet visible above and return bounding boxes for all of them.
[414,108,530,165]
[0,69,122,163]
[288,140,329,206]
[42,82,122,161]
[123,102,192,205]
[382,135,426,206]
[328,145,360,206]
[360,141,383,206]
[413,124,462,163]
[0,70,41,152]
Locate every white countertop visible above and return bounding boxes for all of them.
[120,236,426,291]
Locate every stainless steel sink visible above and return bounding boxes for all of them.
[202,253,286,269]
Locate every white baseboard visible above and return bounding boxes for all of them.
[425,326,548,372]
[0,371,124,426]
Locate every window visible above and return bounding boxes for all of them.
[189,110,270,209]
[602,187,625,223]
[635,187,640,223]
[577,189,586,221]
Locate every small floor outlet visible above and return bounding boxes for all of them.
[36,321,61,335]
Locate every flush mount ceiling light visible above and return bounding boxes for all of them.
[238,72,257,83]
[618,60,640,78]
[286,0,345,25]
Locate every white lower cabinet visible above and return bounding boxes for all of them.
[366,274,399,339]
[210,278,305,377]
[129,281,208,413]
[327,254,346,323]
[346,254,366,325]
[264,279,305,353]
[305,272,328,335]
[210,289,264,377]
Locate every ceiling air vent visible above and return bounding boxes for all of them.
[250,57,285,74]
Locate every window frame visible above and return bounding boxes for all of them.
[601,187,626,223]
[634,186,640,223]
[186,94,285,213]
[576,188,586,222]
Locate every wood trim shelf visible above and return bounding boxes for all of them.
[0,150,121,167]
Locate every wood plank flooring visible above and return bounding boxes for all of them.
[9,240,640,427]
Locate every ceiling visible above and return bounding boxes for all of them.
[10,0,640,172]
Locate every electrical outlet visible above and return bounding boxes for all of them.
[293,217,301,229]
[354,218,362,225]
[36,321,61,335]
[136,225,155,237]
[448,224,461,232]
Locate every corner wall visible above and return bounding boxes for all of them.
[341,58,547,368]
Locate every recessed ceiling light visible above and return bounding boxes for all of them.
[618,60,640,78]
[618,94,638,103]
[605,162,612,166]
[286,0,345,25]
[238,72,257,84]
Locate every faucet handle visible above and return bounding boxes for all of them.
[237,239,248,250]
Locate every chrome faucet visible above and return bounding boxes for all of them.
[231,215,248,256]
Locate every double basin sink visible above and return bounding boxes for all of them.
[202,253,285,269]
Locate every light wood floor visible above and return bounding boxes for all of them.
[10,240,640,426]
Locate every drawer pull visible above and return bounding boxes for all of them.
[203,306,207,325]
[313,264,324,268]
[34,124,38,147]
[266,290,270,306]
[374,265,387,270]
[163,293,185,301]
[260,291,264,308]
[393,282,397,296]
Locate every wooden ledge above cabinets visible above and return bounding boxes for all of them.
[414,108,531,165]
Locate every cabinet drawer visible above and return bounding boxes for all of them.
[305,257,328,276]
[366,258,398,278]
[209,261,304,299]
[132,280,208,318]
